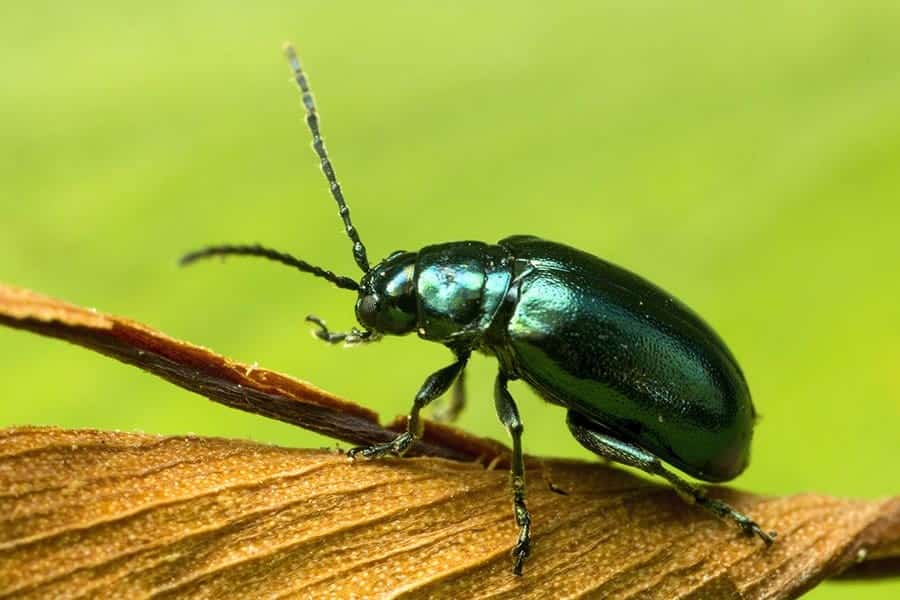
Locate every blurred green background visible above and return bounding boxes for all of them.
[2,2,898,596]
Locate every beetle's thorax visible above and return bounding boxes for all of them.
[413,242,514,348]
[355,243,514,344]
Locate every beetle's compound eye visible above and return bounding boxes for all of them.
[355,252,418,335]
[356,293,380,331]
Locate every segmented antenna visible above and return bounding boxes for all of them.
[180,244,359,291]
[284,43,370,274]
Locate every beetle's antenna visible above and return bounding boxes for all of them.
[180,244,360,291]
[284,43,370,274]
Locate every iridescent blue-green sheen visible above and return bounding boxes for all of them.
[415,242,511,344]
[488,236,754,482]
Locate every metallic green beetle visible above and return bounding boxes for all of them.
[183,44,775,575]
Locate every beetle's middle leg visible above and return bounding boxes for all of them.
[348,351,470,459]
[494,373,532,576]
[566,411,775,544]
[431,368,466,423]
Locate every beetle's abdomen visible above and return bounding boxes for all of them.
[498,236,754,482]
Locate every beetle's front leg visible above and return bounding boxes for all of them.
[566,411,776,545]
[494,373,531,576]
[348,351,470,459]
[306,315,380,345]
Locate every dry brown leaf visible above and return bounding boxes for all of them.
[0,427,897,599]
[1,283,899,598]
[0,284,507,464]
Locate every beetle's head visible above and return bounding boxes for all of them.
[356,251,418,336]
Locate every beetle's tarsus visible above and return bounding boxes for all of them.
[347,432,414,460]
[512,548,527,576]
[742,521,777,545]
[511,497,532,576]
[306,315,332,342]
[306,315,380,346]
[701,495,775,546]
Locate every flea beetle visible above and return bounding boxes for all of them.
[182,44,776,575]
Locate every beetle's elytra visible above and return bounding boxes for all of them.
[182,43,776,575]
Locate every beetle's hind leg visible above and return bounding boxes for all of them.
[566,411,776,545]
[494,373,532,575]
[431,368,466,423]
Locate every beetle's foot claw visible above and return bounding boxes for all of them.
[347,432,413,461]
[511,539,530,576]
[738,519,776,545]
[541,469,568,495]
[305,315,330,341]
[510,500,532,575]
[547,480,569,496]
[347,444,395,460]
[345,446,367,461]
[752,525,777,545]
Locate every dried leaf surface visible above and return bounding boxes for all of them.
[1,284,899,598]
[0,427,897,599]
